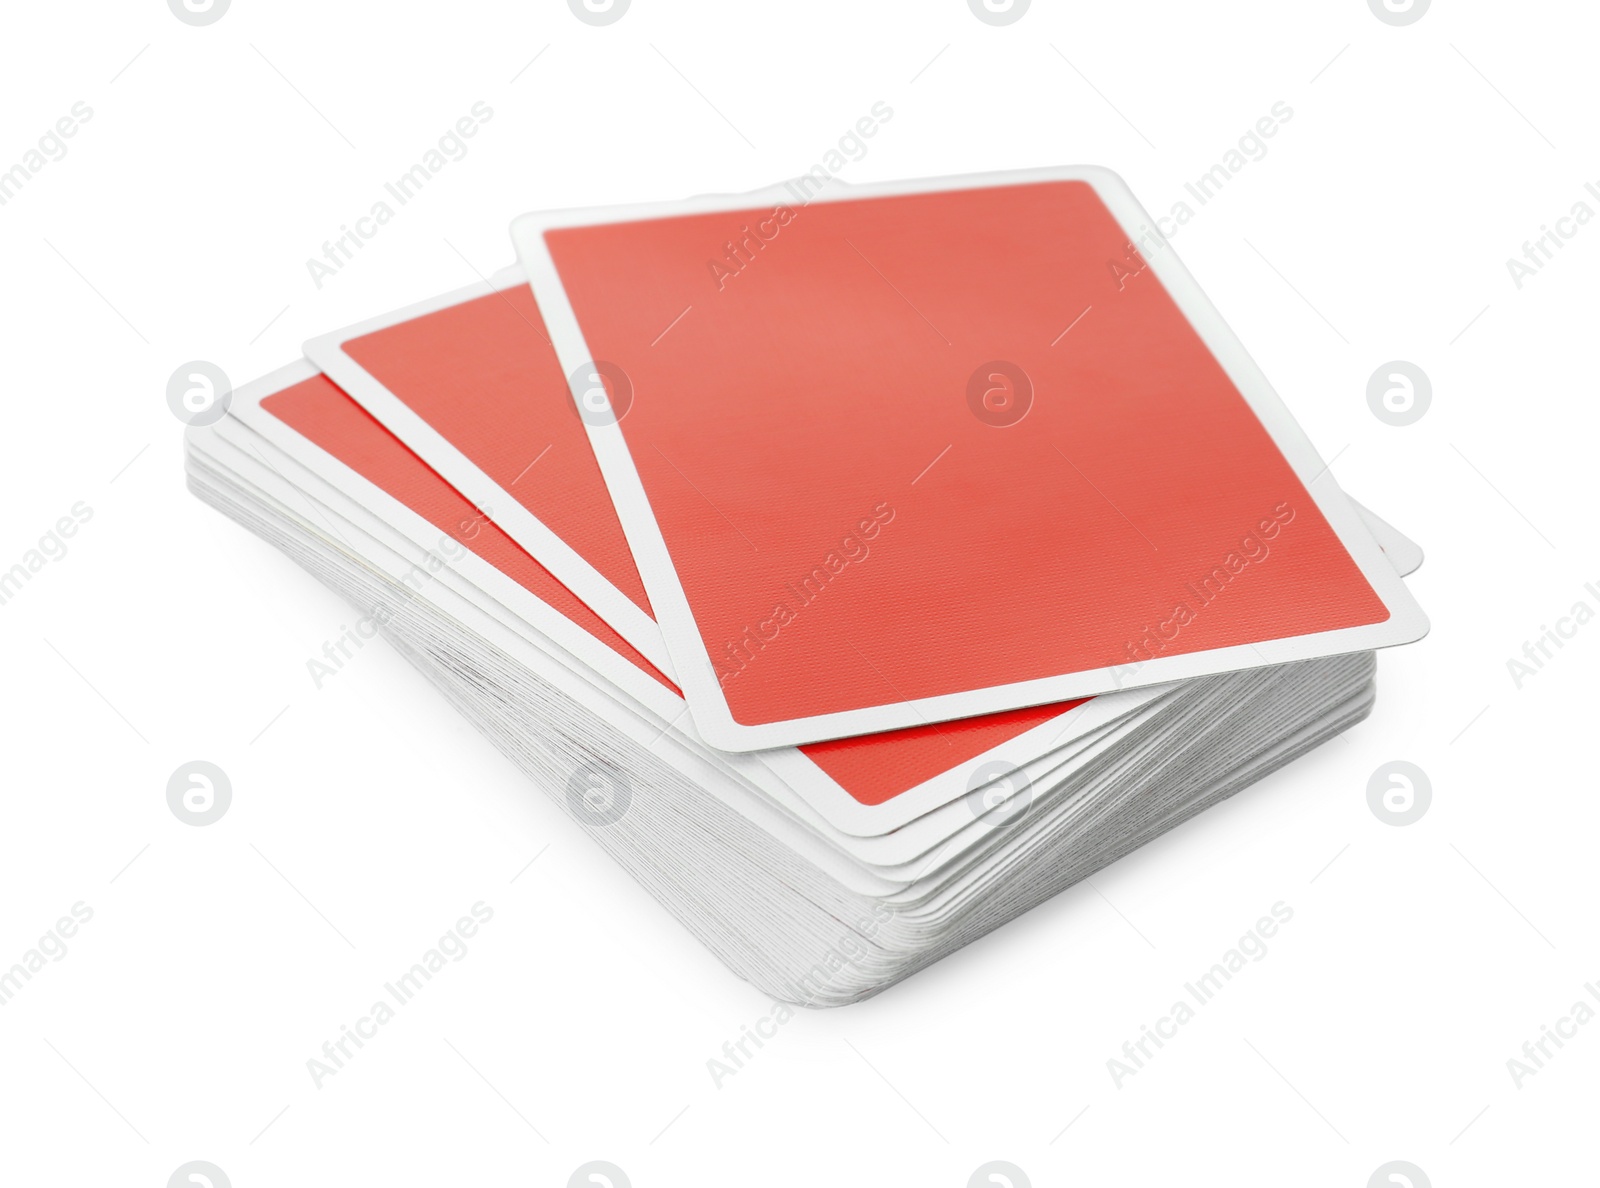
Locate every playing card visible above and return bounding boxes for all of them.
[511,166,1429,750]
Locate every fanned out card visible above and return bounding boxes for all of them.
[508,167,1428,750]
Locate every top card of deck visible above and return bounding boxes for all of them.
[515,166,1427,751]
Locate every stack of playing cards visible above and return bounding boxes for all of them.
[185,167,1428,1006]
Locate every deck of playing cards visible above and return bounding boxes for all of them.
[186,167,1428,1006]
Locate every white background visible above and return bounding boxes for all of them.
[1,1,1594,1184]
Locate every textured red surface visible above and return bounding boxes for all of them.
[545,180,1387,726]
[342,287,653,615]
[796,699,1085,807]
